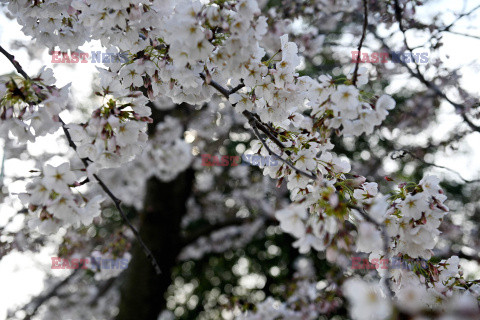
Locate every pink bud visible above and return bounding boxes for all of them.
[205,29,213,40]
[352,176,366,187]
[141,116,153,123]
[205,73,212,84]
[67,5,77,15]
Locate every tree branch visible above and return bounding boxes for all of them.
[369,27,480,132]
[0,45,162,275]
[352,0,368,86]
[9,269,82,320]
[200,73,230,98]
[242,110,292,156]
[439,4,480,33]
[0,45,30,80]
[391,149,480,183]
[250,121,317,180]
[88,275,121,306]
[201,74,318,180]
[443,30,480,40]
[229,82,245,95]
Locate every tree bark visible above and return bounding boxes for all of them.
[116,169,194,320]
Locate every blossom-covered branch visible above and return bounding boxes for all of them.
[0,1,478,319]
[0,45,161,275]
[200,72,318,179]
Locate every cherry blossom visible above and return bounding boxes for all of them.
[0,0,478,319]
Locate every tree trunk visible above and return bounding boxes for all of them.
[116,169,194,320]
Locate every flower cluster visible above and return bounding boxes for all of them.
[96,115,192,210]
[1,0,477,319]
[343,254,480,320]
[107,0,269,105]
[19,162,103,234]
[342,278,391,320]
[387,175,449,259]
[309,72,396,137]
[69,0,163,52]
[275,204,338,253]
[2,0,88,50]
[0,67,69,143]
[342,175,480,319]
[354,176,449,259]
[67,89,151,169]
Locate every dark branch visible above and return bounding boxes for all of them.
[439,4,480,33]
[242,110,291,155]
[0,45,31,80]
[59,119,162,275]
[444,30,480,40]
[370,27,480,132]
[200,73,230,98]
[12,269,82,320]
[250,120,317,180]
[229,82,245,95]
[352,0,368,86]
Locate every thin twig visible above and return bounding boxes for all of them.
[394,0,480,132]
[200,73,230,98]
[391,149,480,183]
[12,269,82,320]
[352,0,368,86]
[200,74,289,152]
[201,74,318,180]
[444,30,480,40]
[92,172,161,274]
[438,4,480,33]
[251,121,317,180]
[0,45,162,275]
[229,83,245,95]
[242,110,292,156]
[0,45,30,80]
[369,27,480,132]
